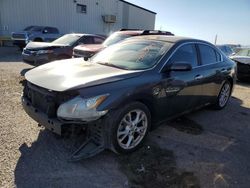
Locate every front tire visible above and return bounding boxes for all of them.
[109,102,151,154]
[213,80,232,110]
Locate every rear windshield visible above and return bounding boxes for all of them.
[103,33,131,47]
[52,34,81,45]
[91,39,171,70]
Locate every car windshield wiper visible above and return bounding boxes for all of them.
[97,62,129,70]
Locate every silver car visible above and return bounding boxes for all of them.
[230,48,250,81]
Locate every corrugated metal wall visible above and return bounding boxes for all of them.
[126,5,155,30]
[0,0,155,36]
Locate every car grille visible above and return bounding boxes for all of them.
[73,49,94,58]
[12,33,26,39]
[23,82,78,118]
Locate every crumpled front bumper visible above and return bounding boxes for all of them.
[22,96,111,160]
[22,96,63,135]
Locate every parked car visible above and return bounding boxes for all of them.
[22,33,105,65]
[73,29,174,59]
[22,35,236,160]
[230,48,250,81]
[216,45,235,57]
[12,26,61,49]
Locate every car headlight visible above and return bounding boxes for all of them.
[37,50,54,55]
[57,94,109,122]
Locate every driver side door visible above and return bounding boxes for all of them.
[157,43,204,119]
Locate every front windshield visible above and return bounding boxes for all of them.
[91,39,171,70]
[23,26,35,31]
[103,33,131,47]
[52,34,81,45]
[235,49,250,57]
[30,26,43,32]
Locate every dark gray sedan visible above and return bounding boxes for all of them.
[22,35,236,160]
[22,33,105,66]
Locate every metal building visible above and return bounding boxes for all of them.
[0,0,156,36]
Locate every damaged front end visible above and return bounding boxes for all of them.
[22,81,110,161]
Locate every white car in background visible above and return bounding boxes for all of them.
[230,48,250,81]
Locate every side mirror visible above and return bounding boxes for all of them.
[43,29,48,34]
[165,62,192,72]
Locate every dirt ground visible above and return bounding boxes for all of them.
[0,47,250,188]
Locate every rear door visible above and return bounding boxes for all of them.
[196,44,226,104]
[158,43,204,119]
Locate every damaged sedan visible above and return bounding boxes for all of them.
[22,35,236,160]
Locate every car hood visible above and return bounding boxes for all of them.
[12,31,28,35]
[25,58,142,92]
[230,56,250,65]
[74,44,103,52]
[25,41,67,50]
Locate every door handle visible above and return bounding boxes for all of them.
[195,75,203,80]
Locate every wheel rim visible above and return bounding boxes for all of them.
[219,83,231,107]
[117,109,148,150]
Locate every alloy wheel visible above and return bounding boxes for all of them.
[117,109,148,150]
[219,83,231,107]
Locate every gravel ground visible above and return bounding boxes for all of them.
[0,47,250,188]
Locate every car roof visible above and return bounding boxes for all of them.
[216,45,231,47]
[66,33,105,38]
[114,30,174,36]
[115,30,144,35]
[125,35,200,44]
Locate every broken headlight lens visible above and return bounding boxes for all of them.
[57,94,109,122]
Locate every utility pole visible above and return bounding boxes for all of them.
[214,34,218,45]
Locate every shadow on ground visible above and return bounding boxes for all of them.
[0,46,22,62]
[168,116,203,135]
[14,128,200,188]
[14,130,126,188]
[119,142,200,188]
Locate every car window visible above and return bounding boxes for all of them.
[94,37,105,44]
[81,36,94,44]
[23,26,35,31]
[214,50,222,62]
[198,44,217,65]
[30,26,43,32]
[103,33,131,47]
[46,27,59,34]
[169,44,198,68]
[52,34,82,45]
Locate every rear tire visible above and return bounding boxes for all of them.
[213,80,232,110]
[108,102,151,154]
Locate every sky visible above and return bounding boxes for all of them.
[128,0,250,45]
